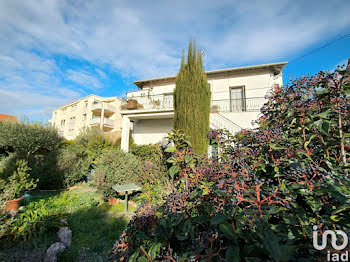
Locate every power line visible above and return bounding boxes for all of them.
[288,32,350,64]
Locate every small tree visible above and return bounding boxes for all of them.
[173,40,211,154]
[0,120,63,158]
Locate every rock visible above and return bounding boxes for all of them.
[9,210,18,217]
[57,227,72,248]
[59,218,68,225]
[44,242,66,262]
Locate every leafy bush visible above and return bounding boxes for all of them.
[0,160,37,201]
[0,153,18,180]
[93,149,141,200]
[75,127,117,160]
[3,201,59,244]
[0,121,62,158]
[0,121,62,189]
[130,144,171,205]
[57,144,91,187]
[29,149,64,189]
[111,68,350,261]
[131,144,169,185]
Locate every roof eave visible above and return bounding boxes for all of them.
[133,61,288,88]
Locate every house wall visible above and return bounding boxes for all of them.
[126,69,282,131]
[220,111,262,128]
[122,66,284,149]
[132,118,173,145]
[128,69,282,100]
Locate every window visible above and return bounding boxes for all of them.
[85,101,88,108]
[69,117,75,130]
[230,86,245,112]
[83,114,87,121]
[60,120,65,126]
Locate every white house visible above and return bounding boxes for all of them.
[120,62,287,151]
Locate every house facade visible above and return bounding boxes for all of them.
[120,62,287,152]
[49,94,124,140]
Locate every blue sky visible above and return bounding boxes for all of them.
[0,0,349,122]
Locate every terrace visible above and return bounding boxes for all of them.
[121,93,267,113]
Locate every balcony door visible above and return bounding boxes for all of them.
[230,86,245,112]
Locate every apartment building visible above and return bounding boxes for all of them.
[49,95,124,140]
[120,62,287,151]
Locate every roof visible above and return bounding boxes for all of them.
[54,94,125,111]
[134,61,288,88]
[0,114,18,122]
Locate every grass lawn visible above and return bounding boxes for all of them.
[0,184,134,262]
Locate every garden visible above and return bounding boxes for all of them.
[0,122,170,261]
[110,66,349,261]
[0,63,349,261]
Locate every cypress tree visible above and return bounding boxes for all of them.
[173,40,211,154]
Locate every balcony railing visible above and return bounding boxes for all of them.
[122,94,173,111]
[92,102,115,113]
[103,118,114,127]
[122,94,266,113]
[211,97,267,113]
[90,117,114,128]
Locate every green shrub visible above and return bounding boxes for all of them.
[0,121,62,190]
[0,121,62,159]
[111,68,350,261]
[57,144,91,187]
[131,144,171,205]
[0,153,18,180]
[92,149,141,199]
[29,144,91,189]
[1,160,37,201]
[29,150,64,189]
[75,127,117,160]
[130,144,168,185]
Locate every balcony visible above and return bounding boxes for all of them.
[103,118,114,127]
[90,117,100,126]
[91,102,115,114]
[122,94,266,113]
[90,117,114,128]
[122,94,174,111]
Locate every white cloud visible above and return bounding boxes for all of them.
[0,0,350,120]
[66,69,102,89]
